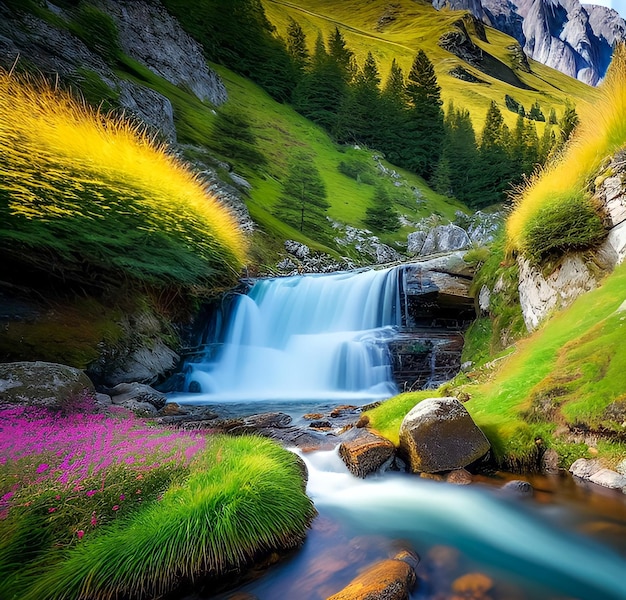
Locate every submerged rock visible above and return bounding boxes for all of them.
[399,397,490,473]
[108,382,166,409]
[500,479,534,497]
[338,428,396,478]
[0,361,95,408]
[325,550,418,600]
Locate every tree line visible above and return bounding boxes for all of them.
[164,0,579,217]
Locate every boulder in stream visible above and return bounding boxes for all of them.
[399,397,490,473]
[338,427,396,478]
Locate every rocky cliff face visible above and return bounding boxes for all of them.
[433,0,626,85]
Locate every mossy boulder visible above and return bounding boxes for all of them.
[399,397,490,473]
[0,361,95,408]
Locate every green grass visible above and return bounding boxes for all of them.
[16,436,314,600]
[367,262,626,469]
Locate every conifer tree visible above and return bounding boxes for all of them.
[337,51,382,145]
[538,124,556,163]
[274,151,331,238]
[328,27,355,83]
[286,18,309,75]
[364,185,400,233]
[404,49,444,179]
[378,59,409,164]
[559,103,579,145]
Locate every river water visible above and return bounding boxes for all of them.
[170,268,626,600]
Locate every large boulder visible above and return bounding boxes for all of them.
[338,428,396,478]
[399,397,490,473]
[0,361,95,408]
[418,225,471,256]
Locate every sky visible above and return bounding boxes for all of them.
[588,0,626,18]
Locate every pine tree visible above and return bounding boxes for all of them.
[337,52,382,145]
[212,107,266,168]
[559,103,579,145]
[378,59,409,164]
[548,107,558,125]
[404,49,444,179]
[293,34,346,132]
[364,185,400,233]
[528,101,545,122]
[286,18,309,75]
[538,124,556,163]
[328,27,355,83]
[274,152,331,238]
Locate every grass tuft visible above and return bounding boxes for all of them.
[0,68,247,291]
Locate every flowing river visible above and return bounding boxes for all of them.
[170,268,626,600]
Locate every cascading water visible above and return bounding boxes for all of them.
[174,268,401,404]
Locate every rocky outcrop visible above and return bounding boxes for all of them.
[570,458,626,492]
[98,0,227,105]
[517,254,598,331]
[88,311,179,387]
[398,397,490,473]
[0,361,95,408]
[412,224,472,256]
[107,382,166,416]
[326,550,419,600]
[433,0,626,85]
[338,428,396,478]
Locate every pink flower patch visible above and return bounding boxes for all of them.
[48,507,56,513]
[85,490,97,497]
[112,505,119,511]
[119,494,125,501]
[36,463,49,474]
[76,530,84,540]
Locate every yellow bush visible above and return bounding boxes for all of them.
[0,68,247,288]
[506,44,626,258]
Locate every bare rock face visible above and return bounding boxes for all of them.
[99,0,227,105]
[434,0,626,85]
[517,255,598,331]
[0,361,95,408]
[399,397,490,473]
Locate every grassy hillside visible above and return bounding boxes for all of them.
[263,0,597,130]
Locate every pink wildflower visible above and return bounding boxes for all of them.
[85,490,97,497]
[119,494,125,501]
[48,507,56,513]
[90,511,98,527]
[36,463,49,473]
[76,530,84,540]
[112,505,119,511]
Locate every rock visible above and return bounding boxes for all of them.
[501,480,534,497]
[570,458,602,479]
[100,0,228,105]
[407,230,428,254]
[617,459,626,476]
[95,392,112,407]
[157,402,189,417]
[115,399,157,417]
[517,255,598,331]
[338,428,396,478]
[418,225,471,256]
[108,382,166,409]
[451,572,493,598]
[445,468,473,485]
[229,172,252,190]
[541,448,560,474]
[602,219,626,266]
[0,361,95,409]
[588,468,626,490]
[117,80,177,142]
[285,240,311,260]
[333,224,401,265]
[325,555,417,600]
[478,285,490,313]
[399,397,490,473]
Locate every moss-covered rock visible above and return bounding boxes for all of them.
[0,361,95,408]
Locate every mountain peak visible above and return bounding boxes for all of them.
[433,0,626,84]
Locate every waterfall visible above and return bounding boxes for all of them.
[176,268,401,404]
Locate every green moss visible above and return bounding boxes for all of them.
[520,192,607,263]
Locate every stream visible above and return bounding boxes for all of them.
[169,268,626,600]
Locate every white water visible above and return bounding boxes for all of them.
[301,450,626,600]
[175,268,401,404]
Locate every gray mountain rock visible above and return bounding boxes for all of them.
[433,0,626,85]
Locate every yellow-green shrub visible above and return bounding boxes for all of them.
[507,44,626,259]
[0,68,247,289]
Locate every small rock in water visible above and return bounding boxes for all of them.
[309,420,332,430]
[445,469,473,485]
[500,480,534,497]
[541,448,560,474]
[427,544,460,572]
[570,458,602,479]
[303,413,324,420]
[338,428,395,478]
[452,572,493,599]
